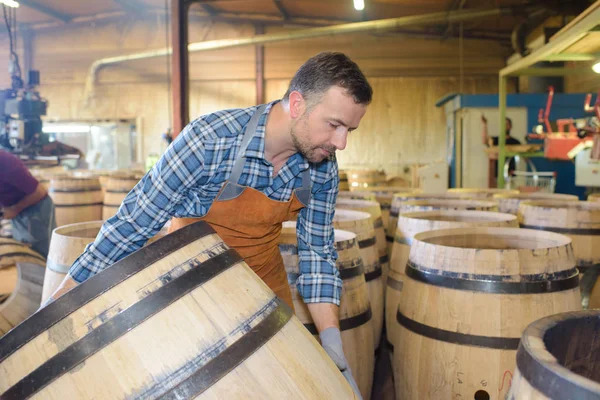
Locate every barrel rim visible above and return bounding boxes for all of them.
[412,226,572,249]
[332,209,372,221]
[0,220,216,363]
[51,220,104,238]
[400,199,497,208]
[493,192,579,201]
[520,200,600,211]
[516,310,600,398]
[399,209,517,224]
[336,198,380,208]
[447,188,519,195]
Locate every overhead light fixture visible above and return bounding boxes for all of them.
[353,0,364,11]
[593,61,600,74]
[0,0,19,8]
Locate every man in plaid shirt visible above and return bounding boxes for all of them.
[50,52,372,397]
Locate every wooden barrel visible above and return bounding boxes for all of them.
[279,223,374,400]
[333,209,383,351]
[394,227,581,400]
[386,211,518,358]
[336,199,389,294]
[493,192,579,215]
[0,221,354,399]
[48,177,103,227]
[508,310,600,399]
[362,187,418,240]
[588,193,600,203]
[388,192,471,253]
[339,171,350,191]
[338,191,377,202]
[346,169,386,189]
[0,262,45,337]
[0,238,46,268]
[398,199,498,215]
[519,200,600,309]
[43,221,171,305]
[102,175,142,219]
[447,188,519,199]
[28,168,69,191]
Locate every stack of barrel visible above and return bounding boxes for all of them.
[0,221,356,399]
[382,186,591,399]
[28,169,145,227]
[0,239,46,337]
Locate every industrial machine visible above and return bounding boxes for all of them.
[0,4,79,166]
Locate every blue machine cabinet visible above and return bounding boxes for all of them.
[437,93,593,199]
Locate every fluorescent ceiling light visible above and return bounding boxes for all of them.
[43,125,91,134]
[592,61,600,74]
[353,0,364,11]
[0,0,19,8]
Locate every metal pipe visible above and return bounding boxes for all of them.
[83,7,512,101]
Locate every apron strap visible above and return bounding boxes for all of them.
[229,104,268,184]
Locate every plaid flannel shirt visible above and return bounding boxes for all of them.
[69,101,343,305]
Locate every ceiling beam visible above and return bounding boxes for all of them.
[273,0,289,20]
[543,53,600,61]
[18,0,73,23]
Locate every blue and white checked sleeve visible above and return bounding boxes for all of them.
[295,161,342,305]
[69,121,207,283]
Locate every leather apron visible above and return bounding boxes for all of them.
[168,104,311,310]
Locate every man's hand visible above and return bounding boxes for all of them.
[319,327,363,399]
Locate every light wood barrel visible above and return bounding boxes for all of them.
[387,211,518,357]
[0,262,45,337]
[333,209,383,351]
[102,175,142,220]
[338,191,377,202]
[28,168,69,191]
[43,221,171,305]
[447,188,519,199]
[279,223,374,400]
[48,178,103,227]
[398,199,498,215]
[346,169,386,189]
[394,227,581,400]
[519,200,600,309]
[589,193,600,203]
[493,192,579,215]
[388,192,471,253]
[339,171,350,191]
[336,199,389,299]
[0,238,46,268]
[0,222,354,399]
[508,310,600,399]
[360,187,418,240]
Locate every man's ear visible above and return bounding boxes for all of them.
[288,91,306,119]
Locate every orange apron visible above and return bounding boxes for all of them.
[168,104,311,310]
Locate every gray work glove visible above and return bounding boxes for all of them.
[319,327,363,400]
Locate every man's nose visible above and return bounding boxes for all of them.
[331,129,348,151]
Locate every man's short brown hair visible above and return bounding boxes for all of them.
[282,52,372,109]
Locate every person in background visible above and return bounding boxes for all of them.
[481,114,521,177]
[0,150,56,257]
[46,52,372,398]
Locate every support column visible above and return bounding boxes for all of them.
[497,75,507,189]
[172,0,190,138]
[255,24,265,105]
